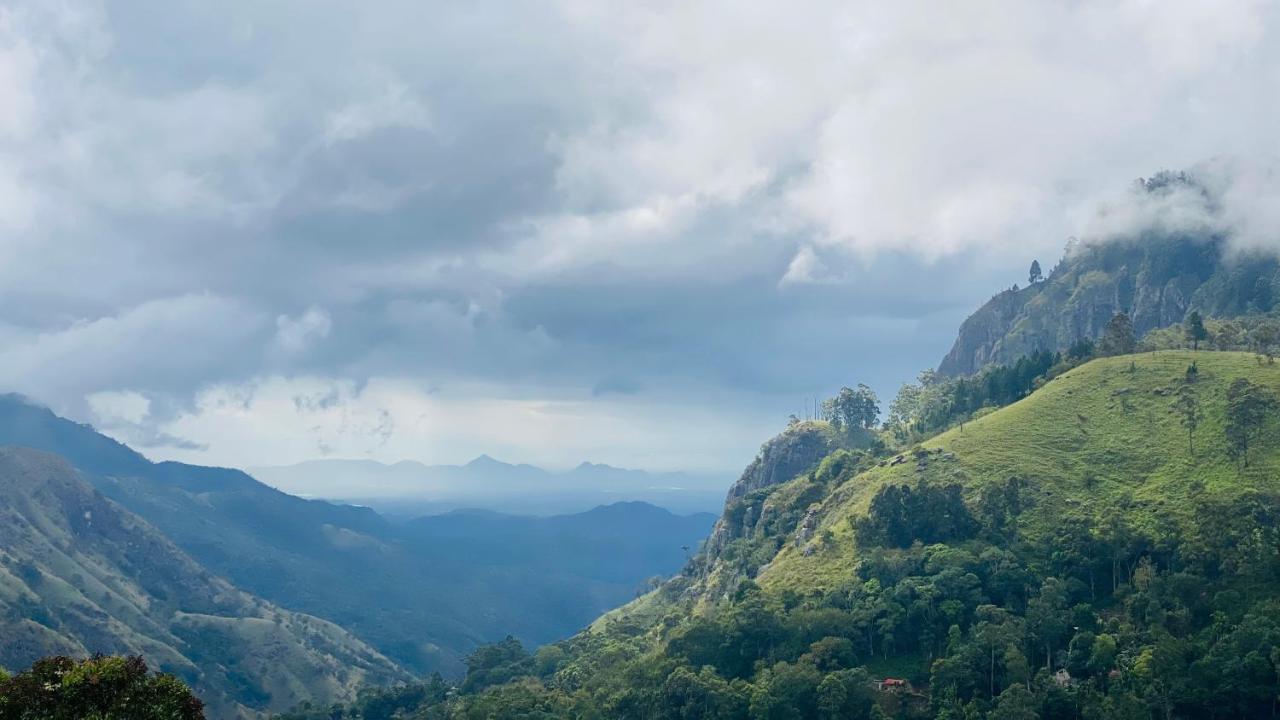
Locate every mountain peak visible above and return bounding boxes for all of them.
[465,453,508,468]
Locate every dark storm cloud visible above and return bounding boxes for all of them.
[2,0,1279,469]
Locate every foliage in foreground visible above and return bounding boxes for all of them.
[0,655,204,720]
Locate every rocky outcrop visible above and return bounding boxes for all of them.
[700,422,837,572]
[793,504,821,548]
[938,235,1279,376]
[723,422,837,503]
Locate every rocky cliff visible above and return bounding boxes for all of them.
[672,422,842,603]
[722,422,839,504]
[938,234,1280,376]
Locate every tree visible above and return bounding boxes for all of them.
[1172,386,1202,458]
[1067,337,1095,361]
[1250,319,1280,362]
[989,684,1039,720]
[1099,311,1136,356]
[460,636,535,693]
[972,605,1021,698]
[0,655,205,720]
[1184,311,1208,351]
[1225,379,1274,470]
[1026,578,1070,670]
[822,385,880,431]
[1214,320,1244,351]
[1028,260,1043,284]
[814,669,874,720]
[1087,634,1118,677]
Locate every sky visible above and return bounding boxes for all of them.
[1,1,1278,474]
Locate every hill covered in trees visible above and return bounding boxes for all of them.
[292,350,1280,719]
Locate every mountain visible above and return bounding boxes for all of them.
[394,503,715,637]
[300,350,1280,719]
[607,351,1280,716]
[0,394,714,677]
[939,176,1280,376]
[248,456,731,516]
[0,446,406,719]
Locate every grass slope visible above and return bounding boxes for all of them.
[762,351,1280,594]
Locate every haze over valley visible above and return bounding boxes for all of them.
[249,456,731,516]
[5,2,1280,719]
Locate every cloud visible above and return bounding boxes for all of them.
[157,375,774,472]
[87,390,151,425]
[274,307,333,354]
[592,376,643,397]
[1,0,1279,472]
[324,82,432,146]
[0,294,269,404]
[1075,157,1280,254]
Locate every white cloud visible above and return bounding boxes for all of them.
[780,245,842,286]
[0,294,269,404]
[554,0,1280,260]
[324,82,432,145]
[153,375,772,473]
[2,0,1280,474]
[86,389,150,425]
[274,307,332,354]
[1074,157,1280,253]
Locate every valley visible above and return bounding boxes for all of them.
[3,6,1280,716]
[0,396,714,716]
[288,348,1280,719]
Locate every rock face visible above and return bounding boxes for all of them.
[938,235,1280,376]
[702,422,837,567]
[723,423,837,503]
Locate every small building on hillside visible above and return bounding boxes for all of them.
[878,678,908,692]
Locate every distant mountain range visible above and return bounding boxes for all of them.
[249,456,732,516]
[0,393,716,713]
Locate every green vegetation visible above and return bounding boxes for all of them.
[0,655,205,719]
[291,351,1280,719]
[1138,312,1280,358]
[1184,311,1208,351]
[886,351,1059,443]
[821,385,882,432]
[0,447,407,718]
[1099,311,1136,356]
[0,396,713,679]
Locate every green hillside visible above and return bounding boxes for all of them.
[0,447,408,719]
[764,351,1280,593]
[297,350,1280,719]
[0,395,715,676]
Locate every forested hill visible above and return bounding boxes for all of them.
[0,447,407,719]
[301,350,1280,719]
[938,175,1280,377]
